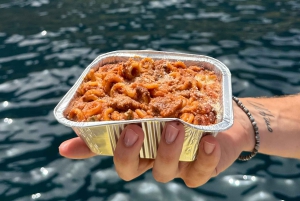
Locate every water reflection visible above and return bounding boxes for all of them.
[40,167,49,176]
[224,175,259,187]
[244,191,274,201]
[3,118,13,124]
[31,193,41,199]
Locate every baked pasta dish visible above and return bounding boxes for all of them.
[64,57,221,125]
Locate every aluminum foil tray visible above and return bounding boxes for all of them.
[54,50,233,161]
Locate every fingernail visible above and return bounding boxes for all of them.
[204,141,215,155]
[165,124,179,144]
[59,142,68,150]
[124,129,139,147]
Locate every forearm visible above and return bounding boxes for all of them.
[239,94,300,159]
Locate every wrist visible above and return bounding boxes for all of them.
[231,94,300,159]
[233,98,257,152]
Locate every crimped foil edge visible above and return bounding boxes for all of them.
[74,121,204,161]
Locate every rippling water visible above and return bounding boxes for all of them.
[1,0,300,200]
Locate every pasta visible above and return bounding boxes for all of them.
[64,57,221,125]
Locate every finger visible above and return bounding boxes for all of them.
[182,134,221,188]
[59,137,96,159]
[114,124,153,181]
[152,121,185,183]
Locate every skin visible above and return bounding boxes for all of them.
[59,95,300,188]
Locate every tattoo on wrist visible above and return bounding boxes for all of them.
[248,101,274,132]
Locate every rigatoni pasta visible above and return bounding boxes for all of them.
[65,57,221,125]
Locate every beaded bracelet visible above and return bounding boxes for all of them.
[232,96,260,161]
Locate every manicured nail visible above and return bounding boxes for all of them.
[124,129,139,147]
[204,141,215,155]
[59,142,68,151]
[165,124,179,144]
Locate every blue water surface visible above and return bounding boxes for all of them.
[0,0,300,200]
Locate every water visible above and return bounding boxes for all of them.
[0,0,300,200]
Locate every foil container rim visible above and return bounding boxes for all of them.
[53,50,233,132]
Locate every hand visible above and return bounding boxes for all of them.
[59,103,250,187]
[112,122,222,187]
